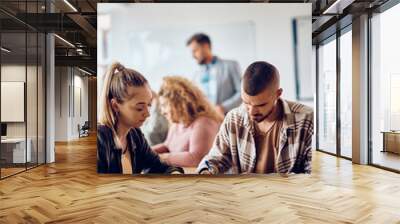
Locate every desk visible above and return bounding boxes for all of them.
[1,138,32,163]
[183,167,198,174]
[382,131,400,154]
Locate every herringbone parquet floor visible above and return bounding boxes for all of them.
[1,135,400,223]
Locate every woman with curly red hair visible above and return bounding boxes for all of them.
[152,76,223,167]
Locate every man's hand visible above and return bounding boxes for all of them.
[215,105,225,118]
[199,169,212,175]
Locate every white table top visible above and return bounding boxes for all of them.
[1,138,29,143]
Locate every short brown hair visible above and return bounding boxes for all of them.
[186,33,211,48]
[242,61,279,96]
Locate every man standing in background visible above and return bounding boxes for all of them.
[187,33,242,117]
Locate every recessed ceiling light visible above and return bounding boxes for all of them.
[54,34,75,48]
[63,0,78,12]
[1,47,11,53]
[78,67,92,76]
[322,0,356,15]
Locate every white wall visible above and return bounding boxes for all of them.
[1,64,46,163]
[97,3,312,116]
[1,65,27,140]
[55,67,89,141]
[1,65,26,138]
[1,65,38,136]
[72,73,89,138]
[55,67,68,141]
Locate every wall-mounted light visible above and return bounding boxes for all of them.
[76,48,87,56]
[54,34,75,48]
[1,47,11,53]
[63,0,78,12]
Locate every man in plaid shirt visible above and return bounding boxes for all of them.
[197,61,314,175]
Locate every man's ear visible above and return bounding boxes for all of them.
[277,88,283,98]
[110,98,119,113]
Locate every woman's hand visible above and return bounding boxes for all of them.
[159,153,169,162]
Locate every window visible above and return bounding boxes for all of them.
[340,29,352,158]
[317,37,337,155]
[0,1,46,179]
[370,2,400,171]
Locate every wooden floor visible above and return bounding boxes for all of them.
[372,151,400,171]
[1,163,44,178]
[1,167,26,178]
[1,135,400,223]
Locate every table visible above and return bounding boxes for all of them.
[183,167,198,174]
[381,131,400,154]
[1,138,32,164]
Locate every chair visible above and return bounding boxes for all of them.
[78,121,90,138]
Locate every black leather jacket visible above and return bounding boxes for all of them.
[97,125,184,174]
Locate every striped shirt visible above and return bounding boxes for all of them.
[196,98,314,175]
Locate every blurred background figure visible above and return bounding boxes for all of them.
[141,90,169,146]
[187,33,242,117]
[152,76,223,167]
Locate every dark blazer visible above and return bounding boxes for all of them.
[97,125,184,174]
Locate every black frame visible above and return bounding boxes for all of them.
[315,0,400,173]
[315,32,340,158]
[338,24,353,160]
[315,23,353,161]
[0,0,47,180]
[367,0,400,173]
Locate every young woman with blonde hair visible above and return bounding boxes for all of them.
[152,76,223,167]
[97,62,183,174]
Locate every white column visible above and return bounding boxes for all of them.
[46,32,55,163]
[352,14,369,164]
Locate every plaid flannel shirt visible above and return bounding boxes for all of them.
[197,98,314,175]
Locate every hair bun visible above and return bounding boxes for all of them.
[112,62,125,74]
[116,63,125,72]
